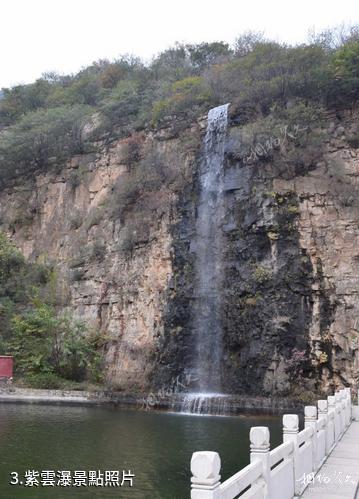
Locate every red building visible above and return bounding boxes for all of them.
[0,356,13,379]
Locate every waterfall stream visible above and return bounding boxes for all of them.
[182,104,230,415]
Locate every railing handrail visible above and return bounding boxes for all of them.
[219,460,263,498]
[269,440,293,467]
[190,387,355,499]
[297,426,313,445]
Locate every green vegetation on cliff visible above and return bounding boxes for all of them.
[0,232,102,388]
[0,26,358,185]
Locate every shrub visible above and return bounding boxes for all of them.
[99,63,126,89]
[233,102,325,175]
[253,265,273,283]
[109,173,140,221]
[69,212,83,230]
[118,225,137,254]
[97,79,143,136]
[0,79,52,125]
[90,241,106,260]
[332,39,359,79]
[0,233,101,384]
[326,39,359,106]
[9,302,102,382]
[69,170,82,189]
[286,348,310,380]
[152,76,213,123]
[121,132,143,166]
[84,207,104,231]
[0,105,92,183]
[0,233,25,284]
[70,268,86,282]
[186,42,231,70]
[25,372,64,389]
[0,232,50,308]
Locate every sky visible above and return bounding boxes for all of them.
[1,0,358,89]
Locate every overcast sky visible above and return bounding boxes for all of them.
[1,0,358,88]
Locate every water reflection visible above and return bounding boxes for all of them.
[0,404,282,498]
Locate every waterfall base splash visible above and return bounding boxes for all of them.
[180,393,230,415]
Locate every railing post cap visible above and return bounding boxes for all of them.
[283,414,299,431]
[304,405,317,418]
[250,426,270,448]
[318,399,328,411]
[191,451,221,481]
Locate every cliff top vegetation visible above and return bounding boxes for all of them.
[0,25,358,185]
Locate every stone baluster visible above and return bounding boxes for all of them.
[343,390,349,429]
[283,414,300,495]
[344,389,349,426]
[304,406,318,471]
[191,451,222,499]
[342,392,347,427]
[250,426,271,499]
[345,388,351,425]
[344,387,352,423]
[328,395,339,443]
[335,392,343,437]
[318,400,330,455]
[339,390,347,428]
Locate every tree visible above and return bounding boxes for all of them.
[234,30,267,57]
[325,39,359,107]
[0,79,52,125]
[0,105,92,181]
[151,43,192,81]
[332,39,359,79]
[186,42,231,70]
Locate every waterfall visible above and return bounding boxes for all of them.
[182,104,229,415]
[180,393,230,416]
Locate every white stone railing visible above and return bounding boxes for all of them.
[190,387,353,498]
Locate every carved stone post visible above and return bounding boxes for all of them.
[191,451,221,499]
[250,426,271,499]
[283,414,299,495]
[304,406,318,471]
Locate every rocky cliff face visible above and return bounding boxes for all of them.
[0,123,201,391]
[273,111,359,394]
[1,108,358,396]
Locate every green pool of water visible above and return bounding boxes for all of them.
[0,404,282,498]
